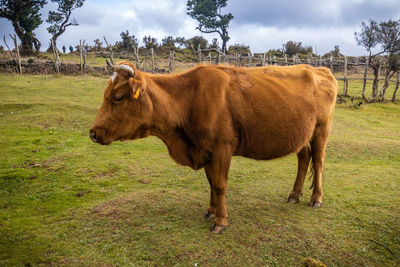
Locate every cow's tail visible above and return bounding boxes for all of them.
[306,143,316,189]
[308,160,316,189]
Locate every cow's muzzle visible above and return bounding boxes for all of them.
[89,129,97,143]
[89,128,112,145]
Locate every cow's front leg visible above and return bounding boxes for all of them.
[207,146,232,234]
[204,166,216,220]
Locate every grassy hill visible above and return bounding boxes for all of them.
[0,73,399,266]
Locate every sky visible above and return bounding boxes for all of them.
[1,0,400,55]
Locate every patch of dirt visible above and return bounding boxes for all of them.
[93,166,119,180]
[42,155,64,168]
[91,195,136,220]
[86,191,204,235]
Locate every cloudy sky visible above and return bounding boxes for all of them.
[1,0,400,55]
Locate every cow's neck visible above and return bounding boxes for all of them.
[145,73,207,169]
[147,73,194,130]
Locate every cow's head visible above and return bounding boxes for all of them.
[89,61,152,145]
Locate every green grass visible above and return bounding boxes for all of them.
[334,73,399,100]
[0,73,399,266]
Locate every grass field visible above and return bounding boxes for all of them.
[0,73,399,266]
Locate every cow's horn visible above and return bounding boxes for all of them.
[115,64,135,77]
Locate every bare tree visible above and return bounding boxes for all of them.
[355,19,400,98]
[355,19,380,98]
[47,0,85,50]
[380,55,400,100]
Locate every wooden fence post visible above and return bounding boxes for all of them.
[197,44,201,63]
[134,46,140,69]
[56,47,61,66]
[13,34,22,74]
[79,40,83,72]
[362,56,368,100]
[354,57,359,74]
[343,56,348,96]
[51,40,60,74]
[103,36,114,64]
[330,55,333,73]
[83,43,86,71]
[6,34,22,73]
[273,56,276,65]
[3,35,19,73]
[169,50,175,72]
[248,52,252,67]
[263,53,267,66]
[55,41,61,73]
[215,50,220,65]
[151,48,155,71]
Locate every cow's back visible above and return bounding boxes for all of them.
[223,65,336,160]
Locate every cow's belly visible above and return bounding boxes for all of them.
[233,103,316,160]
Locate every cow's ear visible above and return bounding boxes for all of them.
[128,78,145,99]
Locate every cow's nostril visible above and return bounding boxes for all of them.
[89,130,97,142]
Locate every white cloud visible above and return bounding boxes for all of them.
[228,24,367,55]
[0,0,399,55]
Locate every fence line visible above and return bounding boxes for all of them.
[1,42,399,100]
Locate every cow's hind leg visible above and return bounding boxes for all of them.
[287,144,311,203]
[204,166,217,220]
[309,123,331,208]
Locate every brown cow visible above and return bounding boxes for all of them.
[90,61,337,233]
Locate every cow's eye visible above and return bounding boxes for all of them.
[114,95,124,102]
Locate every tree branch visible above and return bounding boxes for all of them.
[197,27,222,36]
[3,35,17,62]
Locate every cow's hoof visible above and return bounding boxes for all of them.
[204,211,216,220]
[308,200,322,208]
[287,195,300,204]
[210,223,226,234]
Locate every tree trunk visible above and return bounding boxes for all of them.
[18,34,34,55]
[371,67,379,98]
[48,38,57,53]
[11,19,37,55]
[221,39,227,54]
[33,37,41,53]
[392,72,399,102]
[380,70,394,101]
[220,29,228,54]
